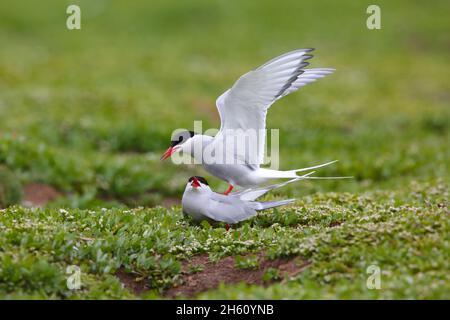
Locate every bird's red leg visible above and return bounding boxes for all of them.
[223,184,234,195]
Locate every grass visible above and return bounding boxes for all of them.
[0,0,449,299]
[0,181,448,299]
[0,166,23,207]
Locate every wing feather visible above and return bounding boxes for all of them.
[203,195,256,224]
[214,49,334,166]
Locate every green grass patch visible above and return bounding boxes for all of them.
[0,181,448,299]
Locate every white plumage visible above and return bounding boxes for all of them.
[182,173,315,224]
[162,49,341,192]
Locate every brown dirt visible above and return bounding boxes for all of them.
[166,253,309,298]
[329,220,343,227]
[116,268,150,295]
[161,197,181,208]
[116,252,310,298]
[23,183,62,207]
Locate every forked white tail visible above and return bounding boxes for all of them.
[257,160,341,179]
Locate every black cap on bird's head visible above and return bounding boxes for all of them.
[161,130,196,160]
[188,176,208,188]
[171,131,195,147]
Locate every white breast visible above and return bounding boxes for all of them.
[181,189,209,222]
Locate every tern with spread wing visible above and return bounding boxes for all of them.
[162,49,337,194]
[182,174,314,224]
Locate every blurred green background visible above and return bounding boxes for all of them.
[0,0,448,208]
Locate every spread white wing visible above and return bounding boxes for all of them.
[213,49,334,166]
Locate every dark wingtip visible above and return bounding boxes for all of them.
[298,61,310,69]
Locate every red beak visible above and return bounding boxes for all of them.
[191,177,201,188]
[161,146,175,160]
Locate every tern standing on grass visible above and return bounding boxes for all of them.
[162,49,338,194]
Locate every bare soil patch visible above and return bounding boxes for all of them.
[329,220,343,227]
[116,268,150,295]
[166,252,309,298]
[162,197,180,208]
[23,183,62,207]
[117,252,309,297]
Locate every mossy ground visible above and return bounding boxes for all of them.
[0,181,448,299]
[0,0,448,299]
